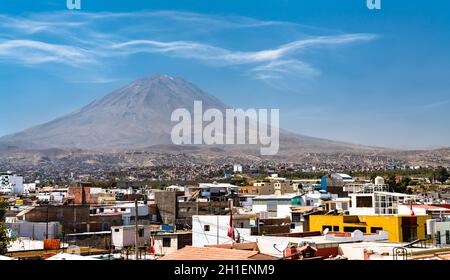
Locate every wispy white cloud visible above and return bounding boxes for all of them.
[249,60,320,80]
[110,33,377,79]
[0,10,379,88]
[0,39,96,66]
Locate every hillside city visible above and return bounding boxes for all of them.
[1,164,450,260]
[0,1,449,266]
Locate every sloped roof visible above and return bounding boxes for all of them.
[159,246,260,260]
[205,242,259,251]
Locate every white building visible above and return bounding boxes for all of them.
[252,194,299,218]
[233,164,243,173]
[111,225,158,249]
[197,183,238,201]
[344,183,389,194]
[111,225,189,257]
[435,221,450,245]
[90,202,151,225]
[398,204,450,219]
[192,215,253,247]
[23,183,37,194]
[36,190,67,203]
[325,197,351,213]
[349,192,417,215]
[0,173,24,195]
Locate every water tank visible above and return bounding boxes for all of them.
[426,219,437,235]
[375,176,385,185]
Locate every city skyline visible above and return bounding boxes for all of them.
[1,0,449,149]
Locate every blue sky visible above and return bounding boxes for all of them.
[0,0,449,149]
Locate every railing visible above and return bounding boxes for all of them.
[393,247,408,260]
[393,238,431,260]
[403,238,430,249]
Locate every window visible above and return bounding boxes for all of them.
[437,231,441,244]
[356,197,373,208]
[138,228,144,237]
[267,201,277,212]
[163,238,171,247]
[446,231,450,245]
[371,227,383,233]
[121,208,126,212]
[333,226,339,232]
[343,227,367,233]
[322,225,332,231]
[114,228,120,233]
[290,223,296,229]
[292,213,302,223]
[204,225,210,232]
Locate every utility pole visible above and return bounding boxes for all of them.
[46,204,49,240]
[73,199,76,234]
[135,199,139,260]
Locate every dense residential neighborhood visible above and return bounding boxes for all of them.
[1,167,450,260]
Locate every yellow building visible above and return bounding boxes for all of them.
[309,214,431,242]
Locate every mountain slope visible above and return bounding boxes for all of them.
[0,75,226,149]
[0,75,382,152]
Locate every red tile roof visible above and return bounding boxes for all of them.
[159,246,261,260]
[205,242,259,251]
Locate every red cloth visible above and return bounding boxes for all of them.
[150,237,155,254]
[227,210,235,240]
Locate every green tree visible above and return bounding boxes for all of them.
[398,177,412,194]
[0,200,12,255]
[433,167,450,184]
[386,174,398,192]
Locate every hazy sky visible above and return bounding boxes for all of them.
[1,0,449,149]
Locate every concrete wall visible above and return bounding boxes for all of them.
[435,221,450,245]
[111,226,154,249]
[155,192,178,225]
[192,215,252,247]
[7,222,59,240]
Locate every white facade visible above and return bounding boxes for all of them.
[326,197,351,212]
[233,164,243,173]
[0,173,24,195]
[349,192,417,215]
[252,195,296,218]
[36,191,67,203]
[91,202,150,225]
[7,221,59,240]
[23,183,36,194]
[192,215,252,247]
[111,226,184,256]
[303,191,333,207]
[435,221,450,245]
[398,204,449,218]
[197,183,238,201]
[111,225,155,249]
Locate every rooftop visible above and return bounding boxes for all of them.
[158,246,264,260]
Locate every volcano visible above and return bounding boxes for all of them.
[0,75,382,153]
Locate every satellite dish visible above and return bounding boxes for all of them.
[323,228,329,235]
[273,240,290,252]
